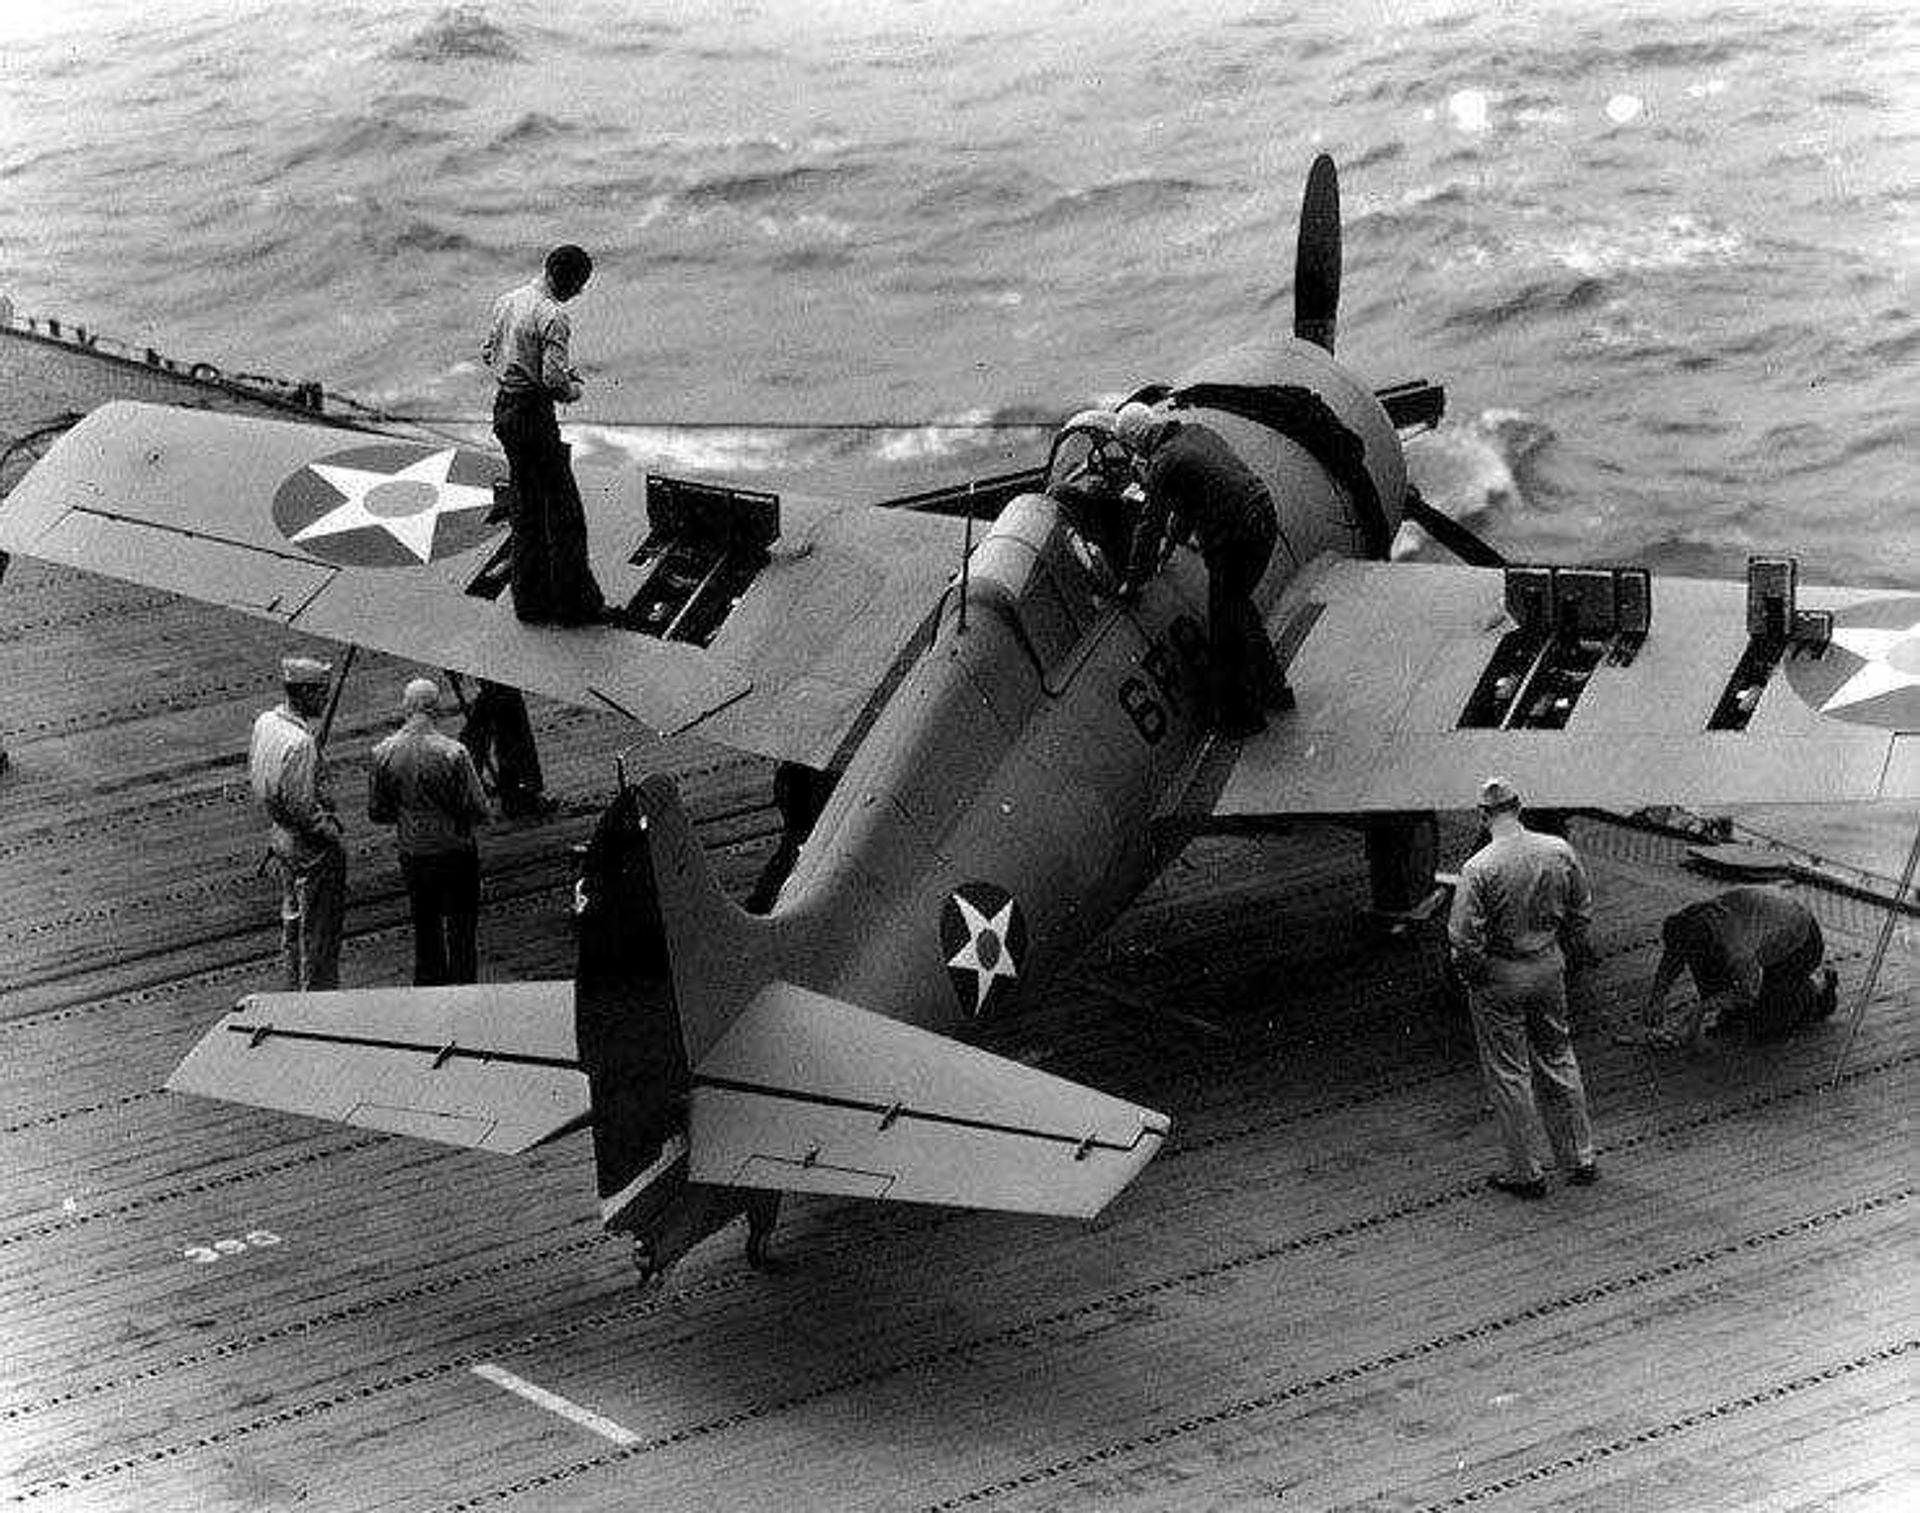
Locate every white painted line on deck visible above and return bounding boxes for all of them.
[471,1362,640,1446]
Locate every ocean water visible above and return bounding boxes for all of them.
[1,0,1915,874]
[3,0,1914,583]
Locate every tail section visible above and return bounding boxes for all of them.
[572,773,773,1264]
[575,770,1170,1282]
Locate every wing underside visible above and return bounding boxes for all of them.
[1174,557,1916,819]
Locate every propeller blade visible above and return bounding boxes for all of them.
[1293,153,1342,353]
[1403,488,1507,567]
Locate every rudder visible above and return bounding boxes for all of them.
[573,772,774,1255]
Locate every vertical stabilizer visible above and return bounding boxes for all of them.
[572,773,775,1259]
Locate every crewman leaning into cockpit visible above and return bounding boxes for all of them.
[1115,401,1290,737]
[1043,414,1139,585]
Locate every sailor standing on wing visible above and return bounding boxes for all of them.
[482,244,610,626]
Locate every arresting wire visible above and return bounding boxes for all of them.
[347,414,1065,431]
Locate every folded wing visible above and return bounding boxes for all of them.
[0,401,962,767]
[1175,557,1917,819]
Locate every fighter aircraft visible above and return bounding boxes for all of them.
[3,158,1913,1281]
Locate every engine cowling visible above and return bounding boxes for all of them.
[1172,334,1408,564]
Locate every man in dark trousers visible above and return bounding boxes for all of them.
[1115,401,1288,735]
[369,678,492,985]
[1447,777,1600,1198]
[1628,885,1838,1050]
[458,678,553,819]
[482,244,608,625]
[251,656,347,990]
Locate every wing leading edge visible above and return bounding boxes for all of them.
[0,401,965,768]
[1177,556,1917,819]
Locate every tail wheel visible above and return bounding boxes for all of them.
[630,1238,666,1289]
[743,1190,781,1270]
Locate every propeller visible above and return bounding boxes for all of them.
[1293,152,1342,353]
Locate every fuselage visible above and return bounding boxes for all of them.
[773,337,1408,1034]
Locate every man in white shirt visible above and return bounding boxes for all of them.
[250,656,346,990]
[482,244,608,625]
[1447,777,1599,1198]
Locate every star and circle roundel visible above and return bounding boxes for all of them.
[272,442,505,568]
[1783,596,1920,730]
[940,881,1029,1018]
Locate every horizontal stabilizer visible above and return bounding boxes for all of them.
[687,981,1170,1218]
[166,981,586,1153]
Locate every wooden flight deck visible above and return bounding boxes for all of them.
[1,325,1914,1511]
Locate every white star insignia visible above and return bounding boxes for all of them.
[293,448,494,563]
[947,894,1019,1012]
[1819,618,1920,713]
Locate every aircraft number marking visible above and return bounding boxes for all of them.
[183,1229,284,1264]
[1120,615,1208,746]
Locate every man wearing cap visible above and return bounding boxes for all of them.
[1447,777,1599,1198]
[369,679,492,985]
[482,243,609,626]
[251,657,346,991]
[1629,886,1838,1051]
[1114,401,1289,736]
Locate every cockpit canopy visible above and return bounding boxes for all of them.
[1042,408,1142,588]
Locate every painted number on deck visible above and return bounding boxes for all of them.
[1119,615,1208,746]
[183,1229,284,1264]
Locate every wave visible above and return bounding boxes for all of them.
[906,162,1053,220]
[371,91,468,117]
[598,21,683,58]
[1441,275,1609,333]
[1614,38,1739,68]
[384,5,521,64]
[767,245,856,274]
[1631,531,1755,578]
[1347,179,1471,234]
[379,217,475,255]
[1005,175,1207,234]
[677,164,848,209]
[1397,409,1554,556]
[1550,215,1749,278]
[1816,86,1891,110]
[261,198,482,265]
[562,424,794,476]
[492,112,574,147]
[278,116,450,172]
[557,403,1057,484]
[1346,141,1405,173]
